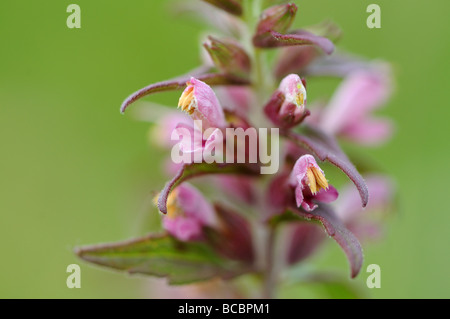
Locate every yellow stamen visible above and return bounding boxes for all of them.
[296,92,304,107]
[306,166,329,194]
[154,190,181,218]
[295,82,306,108]
[166,189,180,219]
[178,86,196,115]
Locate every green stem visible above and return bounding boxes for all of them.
[243,0,279,299]
[262,226,277,299]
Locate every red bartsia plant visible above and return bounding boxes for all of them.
[76,0,395,298]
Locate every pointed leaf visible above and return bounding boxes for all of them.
[76,234,246,285]
[158,162,260,214]
[120,72,250,113]
[270,30,335,54]
[283,126,369,207]
[291,205,363,278]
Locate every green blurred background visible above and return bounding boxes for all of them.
[0,0,449,298]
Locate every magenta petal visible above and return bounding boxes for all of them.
[313,185,339,203]
[294,185,305,208]
[176,184,217,227]
[319,70,391,135]
[270,30,335,55]
[293,204,364,278]
[284,127,369,207]
[301,198,317,212]
[163,217,203,242]
[341,118,393,145]
[337,174,394,222]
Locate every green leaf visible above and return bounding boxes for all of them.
[75,234,248,285]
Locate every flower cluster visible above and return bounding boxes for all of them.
[77,0,395,298]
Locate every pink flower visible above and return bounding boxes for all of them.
[314,69,393,145]
[161,183,217,242]
[289,154,338,211]
[264,74,308,128]
[279,74,307,118]
[178,77,227,130]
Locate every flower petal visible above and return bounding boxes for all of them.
[176,184,217,227]
[313,185,339,203]
[319,70,391,135]
[341,117,394,145]
[163,216,203,242]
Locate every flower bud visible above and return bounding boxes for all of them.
[203,36,251,78]
[201,0,243,16]
[253,3,297,47]
[256,3,297,34]
[264,74,308,128]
